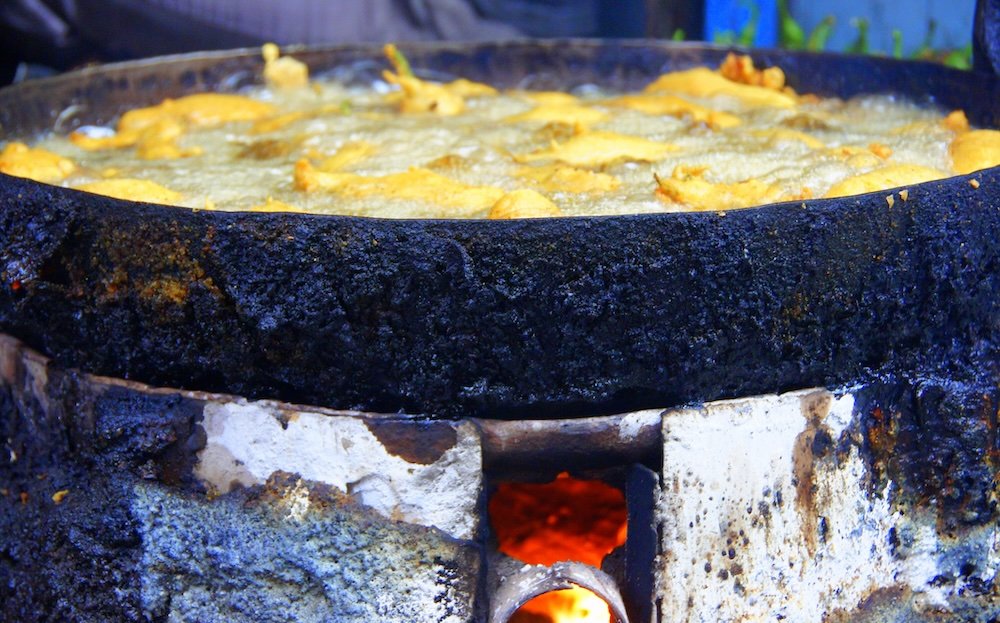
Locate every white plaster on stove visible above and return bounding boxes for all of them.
[987,529,1000,589]
[617,409,662,443]
[821,388,856,438]
[194,400,482,540]
[655,389,914,622]
[903,522,950,610]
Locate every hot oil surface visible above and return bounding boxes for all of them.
[32,74,955,217]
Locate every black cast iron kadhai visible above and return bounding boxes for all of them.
[0,13,999,422]
[1,8,1000,623]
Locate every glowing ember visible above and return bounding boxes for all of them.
[490,472,627,623]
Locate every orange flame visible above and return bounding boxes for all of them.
[490,472,627,623]
[514,587,612,623]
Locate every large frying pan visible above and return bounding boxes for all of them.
[1,7,998,420]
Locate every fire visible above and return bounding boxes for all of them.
[490,472,627,623]
[514,587,612,623]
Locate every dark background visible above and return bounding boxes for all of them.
[0,0,693,85]
[0,0,977,86]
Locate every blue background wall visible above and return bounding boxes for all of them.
[703,0,975,52]
[790,0,974,54]
[704,0,778,45]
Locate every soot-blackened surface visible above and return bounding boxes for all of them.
[1,168,998,419]
[855,377,1000,531]
[0,348,204,622]
[0,40,998,419]
[0,343,484,621]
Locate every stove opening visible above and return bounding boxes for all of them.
[489,471,627,623]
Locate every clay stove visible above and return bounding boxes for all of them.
[2,333,997,622]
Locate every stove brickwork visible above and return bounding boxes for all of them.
[1,334,998,622]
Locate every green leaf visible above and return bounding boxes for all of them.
[738,2,759,47]
[778,0,806,49]
[911,19,937,59]
[847,17,869,55]
[891,29,903,58]
[942,44,973,70]
[805,15,835,51]
[713,30,736,45]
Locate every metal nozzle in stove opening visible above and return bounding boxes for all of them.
[486,470,653,623]
[488,560,629,623]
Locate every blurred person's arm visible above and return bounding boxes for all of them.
[0,0,93,82]
[3,0,518,67]
[0,0,632,86]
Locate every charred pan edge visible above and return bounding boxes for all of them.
[1,167,997,419]
[0,41,998,419]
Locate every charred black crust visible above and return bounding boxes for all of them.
[0,168,998,419]
[855,377,999,530]
[0,353,206,622]
[1,42,998,420]
[364,419,459,465]
[0,42,998,419]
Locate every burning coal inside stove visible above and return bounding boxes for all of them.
[489,472,628,623]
